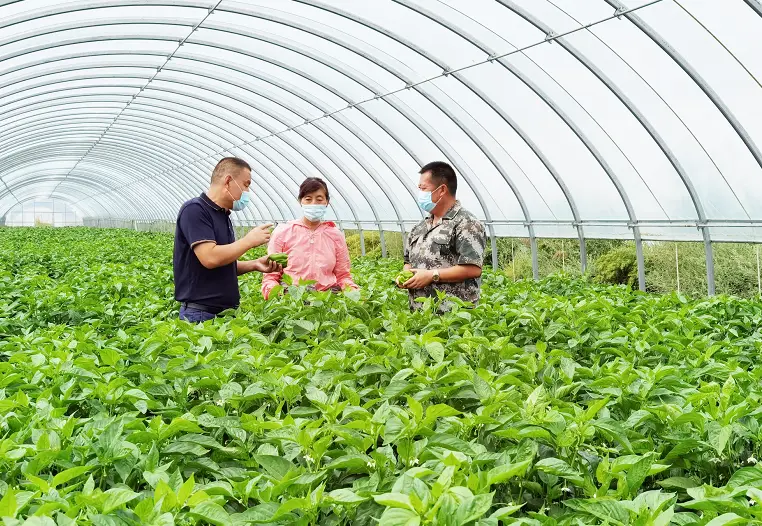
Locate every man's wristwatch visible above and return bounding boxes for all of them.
[432,269,441,283]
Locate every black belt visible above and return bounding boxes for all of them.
[181,302,226,315]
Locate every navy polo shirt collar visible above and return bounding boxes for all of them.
[199,193,231,215]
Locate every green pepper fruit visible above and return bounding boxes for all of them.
[395,269,415,286]
[268,253,289,268]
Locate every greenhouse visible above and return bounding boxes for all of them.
[2,1,762,525]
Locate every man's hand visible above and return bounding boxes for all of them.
[244,224,273,249]
[402,269,435,290]
[250,254,282,274]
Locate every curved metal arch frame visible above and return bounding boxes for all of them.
[111,70,410,238]
[222,0,761,279]
[1,192,95,221]
[0,24,579,263]
[5,4,383,229]
[3,55,394,234]
[0,67,304,219]
[602,0,762,294]
[72,85,379,235]
[0,83,140,116]
[146,70,412,228]
[0,28,417,237]
[745,0,762,17]
[0,93,136,121]
[1,0,759,286]
[161,57,421,214]
[0,90,306,223]
[123,97,321,221]
[167,43,429,248]
[0,17,484,244]
[197,4,676,270]
[0,119,336,224]
[1,184,106,218]
[44,73,384,233]
[162,20,500,260]
[118,104,304,219]
[190,17,506,265]
[496,0,706,292]
[1,170,141,218]
[6,145,178,218]
[4,150,170,218]
[310,0,589,274]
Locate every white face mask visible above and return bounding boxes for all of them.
[302,204,328,222]
[227,179,251,211]
[417,185,443,213]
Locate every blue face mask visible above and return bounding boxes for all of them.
[228,179,251,212]
[417,185,443,213]
[303,204,328,222]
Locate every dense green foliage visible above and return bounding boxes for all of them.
[2,227,762,525]
[106,221,762,298]
[485,238,762,299]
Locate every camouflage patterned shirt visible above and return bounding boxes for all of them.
[404,201,486,310]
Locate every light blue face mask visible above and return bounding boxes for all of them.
[302,204,328,222]
[417,185,443,213]
[229,179,251,212]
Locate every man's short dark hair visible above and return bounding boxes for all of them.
[420,161,457,196]
[298,177,330,201]
[211,157,251,183]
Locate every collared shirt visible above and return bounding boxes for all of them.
[404,201,486,310]
[173,193,239,311]
[261,219,358,299]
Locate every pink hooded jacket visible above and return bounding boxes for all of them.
[261,220,358,299]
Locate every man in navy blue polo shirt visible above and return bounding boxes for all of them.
[173,157,281,322]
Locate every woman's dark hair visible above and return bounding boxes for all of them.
[298,177,330,201]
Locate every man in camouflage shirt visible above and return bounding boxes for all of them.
[400,161,486,311]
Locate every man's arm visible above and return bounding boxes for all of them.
[238,257,281,276]
[438,265,482,282]
[402,264,481,289]
[403,217,485,290]
[193,224,273,269]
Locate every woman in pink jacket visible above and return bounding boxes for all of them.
[262,178,359,299]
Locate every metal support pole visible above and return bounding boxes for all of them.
[757,244,760,295]
[399,221,407,257]
[562,239,566,272]
[579,233,588,273]
[379,225,387,258]
[512,238,516,281]
[488,223,498,269]
[703,227,715,296]
[530,235,539,280]
[358,223,366,257]
[634,229,646,292]
[675,243,680,294]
